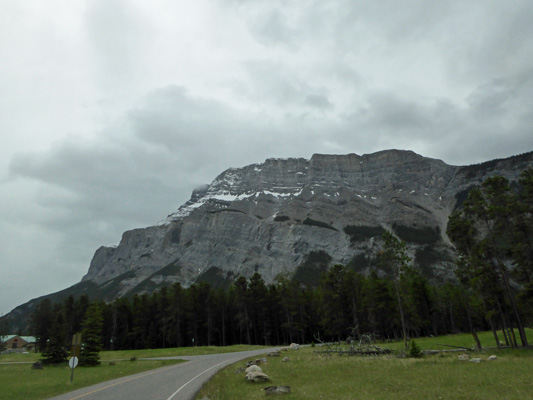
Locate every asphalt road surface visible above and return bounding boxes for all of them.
[47,348,279,400]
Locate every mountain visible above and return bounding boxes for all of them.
[5,149,533,331]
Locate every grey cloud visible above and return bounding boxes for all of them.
[441,2,533,83]
[240,61,333,110]
[359,93,432,132]
[84,0,152,87]
[466,79,516,117]
[335,80,533,165]
[232,0,455,49]
[304,94,332,109]
[464,72,533,134]
[248,9,299,50]
[129,86,236,154]
[7,85,318,246]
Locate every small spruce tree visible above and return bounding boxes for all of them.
[409,339,422,358]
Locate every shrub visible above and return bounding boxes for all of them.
[344,225,385,243]
[292,251,332,287]
[303,218,338,231]
[392,224,440,244]
[409,340,422,358]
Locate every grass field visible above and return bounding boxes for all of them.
[99,344,269,360]
[196,330,533,400]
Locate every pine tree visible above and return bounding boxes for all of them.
[448,176,529,347]
[319,265,351,340]
[380,230,411,350]
[79,303,103,366]
[41,304,68,365]
[30,299,53,352]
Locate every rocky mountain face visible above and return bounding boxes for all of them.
[5,150,533,332]
[80,150,533,297]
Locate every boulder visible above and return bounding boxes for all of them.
[470,358,482,363]
[246,371,270,383]
[264,386,291,395]
[289,343,300,350]
[245,365,262,374]
[282,357,289,362]
[488,355,497,361]
[31,361,43,370]
[268,351,281,357]
[458,354,469,361]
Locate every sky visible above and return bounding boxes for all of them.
[1,0,533,317]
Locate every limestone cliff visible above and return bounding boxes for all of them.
[79,149,533,297]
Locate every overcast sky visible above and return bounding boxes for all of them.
[1,0,533,317]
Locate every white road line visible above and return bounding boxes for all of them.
[68,364,180,400]
[166,358,236,400]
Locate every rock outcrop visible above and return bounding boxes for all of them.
[79,150,533,299]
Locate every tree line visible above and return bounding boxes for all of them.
[447,169,533,348]
[29,169,533,362]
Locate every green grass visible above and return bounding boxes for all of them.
[380,328,533,351]
[100,344,269,360]
[0,344,269,364]
[0,352,41,363]
[196,331,533,400]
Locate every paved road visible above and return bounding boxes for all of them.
[47,348,279,400]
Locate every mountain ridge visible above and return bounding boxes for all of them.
[4,149,533,332]
[81,149,533,290]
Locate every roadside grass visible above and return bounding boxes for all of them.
[0,344,269,364]
[197,347,533,400]
[0,352,41,363]
[100,344,269,360]
[196,330,533,400]
[0,359,183,400]
[365,328,533,351]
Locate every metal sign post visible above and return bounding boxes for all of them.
[70,333,82,383]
